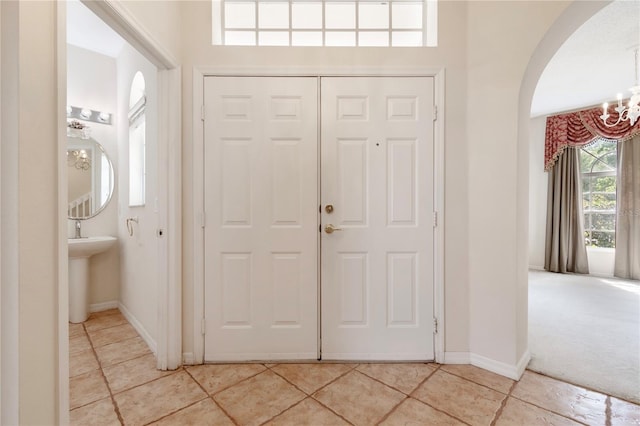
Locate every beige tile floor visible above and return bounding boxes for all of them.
[70,309,640,426]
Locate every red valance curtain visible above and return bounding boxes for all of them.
[544,105,640,171]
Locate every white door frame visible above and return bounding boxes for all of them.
[80,0,183,371]
[192,67,445,364]
[55,2,182,420]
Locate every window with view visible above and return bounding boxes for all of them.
[129,71,146,207]
[580,139,617,248]
[212,0,438,47]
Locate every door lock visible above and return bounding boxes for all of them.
[325,204,334,214]
[324,224,343,234]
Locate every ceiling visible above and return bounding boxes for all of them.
[67,0,125,58]
[531,0,640,117]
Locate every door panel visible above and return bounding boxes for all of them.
[204,77,319,361]
[321,77,435,360]
[203,75,435,361]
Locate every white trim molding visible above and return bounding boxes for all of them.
[443,352,471,364]
[89,300,119,313]
[119,303,158,355]
[80,0,177,69]
[80,0,182,372]
[182,353,196,365]
[470,351,531,381]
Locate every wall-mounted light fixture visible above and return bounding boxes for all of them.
[67,105,113,125]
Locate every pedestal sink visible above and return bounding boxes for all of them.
[68,236,117,323]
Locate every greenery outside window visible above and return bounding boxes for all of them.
[580,139,617,248]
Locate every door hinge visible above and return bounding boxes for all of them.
[201,104,206,121]
[433,211,438,227]
[201,318,206,336]
[433,105,438,122]
[433,317,438,334]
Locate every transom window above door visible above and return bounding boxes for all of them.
[211,0,438,47]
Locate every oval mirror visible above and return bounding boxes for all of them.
[67,137,115,219]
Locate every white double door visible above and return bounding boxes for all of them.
[203,76,435,361]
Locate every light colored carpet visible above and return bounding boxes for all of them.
[528,270,640,404]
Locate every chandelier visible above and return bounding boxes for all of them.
[67,149,91,171]
[601,48,640,127]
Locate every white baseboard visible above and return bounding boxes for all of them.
[443,352,471,364]
[528,265,545,271]
[183,353,195,365]
[443,351,531,381]
[118,302,157,355]
[515,350,531,379]
[89,300,119,313]
[470,351,530,381]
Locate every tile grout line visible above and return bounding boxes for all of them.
[403,365,474,426]
[82,322,126,426]
[525,369,636,405]
[262,364,357,425]
[107,367,182,398]
[256,396,310,426]
[309,363,361,395]
[261,363,360,425]
[92,335,147,359]
[309,396,356,425]
[140,396,211,426]
[202,365,271,398]
[437,368,513,396]
[73,316,639,426]
[101,351,155,371]
[304,364,363,425]
[375,395,409,425]
[182,366,241,426]
[488,380,516,426]
[265,363,360,425]
[512,370,596,426]
[507,395,591,425]
[355,363,438,396]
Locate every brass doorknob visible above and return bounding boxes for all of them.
[324,224,343,234]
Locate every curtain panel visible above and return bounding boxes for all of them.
[614,134,640,280]
[545,105,640,171]
[544,147,590,274]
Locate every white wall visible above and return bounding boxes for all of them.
[116,42,159,350]
[67,44,120,306]
[0,0,617,420]
[529,116,548,270]
[95,0,608,380]
[467,0,571,373]
[1,2,64,423]
[179,0,471,361]
[179,0,576,376]
[0,1,181,422]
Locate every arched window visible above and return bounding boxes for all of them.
[580,139,617,248]
[129,71,146,206]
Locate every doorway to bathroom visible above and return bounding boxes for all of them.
[201,75,439,361]
[64,0,181,386]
